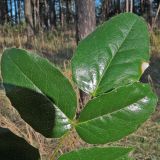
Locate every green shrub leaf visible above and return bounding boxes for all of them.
[58,147,133,160]
[76,83,157,144]
[1,48,77,137]
[0,127,40,160]
[72,13,149,96]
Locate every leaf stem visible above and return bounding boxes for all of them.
[50,129,72,160]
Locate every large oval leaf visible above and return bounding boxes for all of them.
[4,85,71,137]
[72,13,149,96]
[76,83,157,144]
[58,147,133,160]
[0,127,40,160]
[1,48,77,137]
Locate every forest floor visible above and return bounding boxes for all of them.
[0,26,160,160]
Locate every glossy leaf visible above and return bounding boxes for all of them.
[1,48,77,137]
[58,147,133,160]
[76,83,157,144]
[0,127,40,160]
[4,85,71,137]
[72,13,149,96]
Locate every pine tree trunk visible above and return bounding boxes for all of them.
[146,0,152,25]
[130,0,133,12]
[14,0,18,24]
[101,0,111,21]
[76,0,96,41]
[18,0,21,23]
[10,0,13,23]
[49,0,56,29]
[0,0,9,24]
[76,0,96,107]
[126,0,129,12]
[24,0,34,45]
[66,0,70,27]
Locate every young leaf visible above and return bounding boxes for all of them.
[76,83,157,144]
[1,48,77,137]
[58,147,133,160]
[72,13,149,96]
[0,127,40,160]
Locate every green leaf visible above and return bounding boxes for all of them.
[0,127,40,160]
[1,48,77,137]
[72,13,149,96]
[76,83,157,144]
[4,85,71,138]
[58,147,133,160]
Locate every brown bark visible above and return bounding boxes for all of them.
[24,0,34,44]
[32,0,40,32]
[76,0,96,41]
[76,0,96,107]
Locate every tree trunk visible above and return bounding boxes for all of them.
[49,0,56,29]
[44,0,49,29]
[59,0,62,26]
[126,0,129,12]
[9,0,13,23]
[60,0,64,28]
[117,0,121,13]
[76,0,96,41]
[146,0,152,25]
[130,0,133,12]
[101,0,111,21]
[0,0,8,24]
[32,0,40,32]
[18,0,21,23]
[24,0,34,45]
[14,0,18,24]
[76,0,96,107]
[66,0,70,26]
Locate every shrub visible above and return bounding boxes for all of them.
[0,13,157,160]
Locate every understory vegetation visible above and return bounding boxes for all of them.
[0,13,160,160]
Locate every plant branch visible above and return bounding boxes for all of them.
[50,129,73,160]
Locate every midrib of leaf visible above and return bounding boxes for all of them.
[93,18,138,96]
[5,54,72,122]
[78,95,147,125]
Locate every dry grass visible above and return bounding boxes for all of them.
[0,88,59,160]
[0,24,160,160]
[0,24,76,67]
